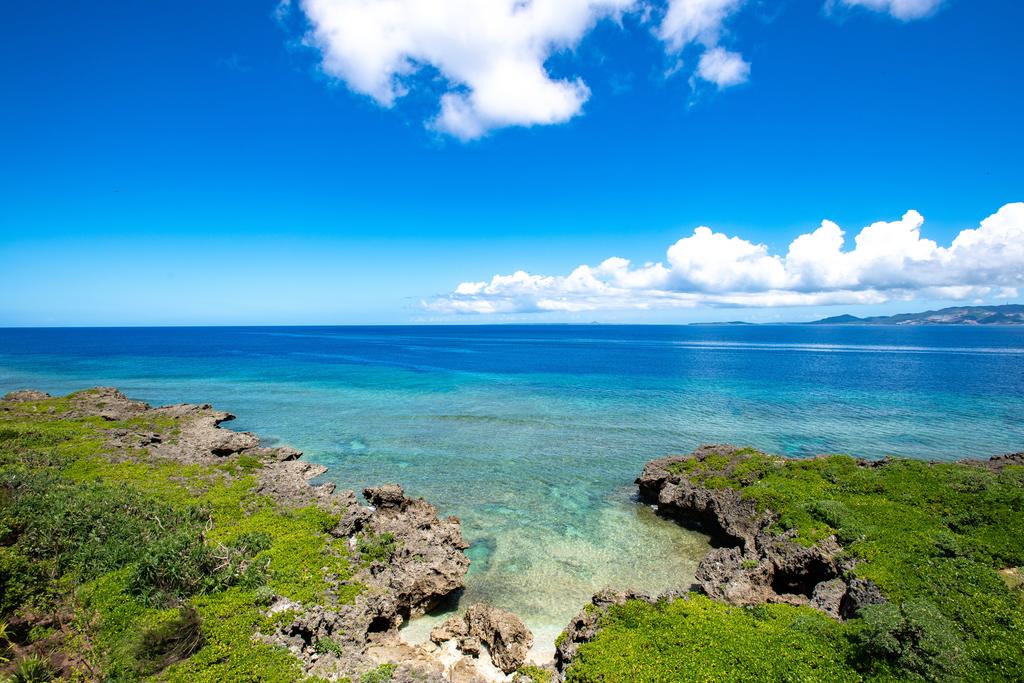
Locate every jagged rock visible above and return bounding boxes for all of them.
[447,658,487,683]
[810,578,848,617]
[274,445,303,462]
[365,484,409,510]
[841,578,886,618]
[363,484,470,617]
[695,546,775,605]
[431,614,470,643]
[431,604,533,675]
[638,445,883,619]
[973,451,1024,471]
[637,445,769,547]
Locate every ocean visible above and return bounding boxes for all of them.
[2,324,1022,653]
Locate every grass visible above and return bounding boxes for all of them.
[572,450,1024,682]
[0,392,362,681]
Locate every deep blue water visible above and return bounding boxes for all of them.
[2,324,1023,648]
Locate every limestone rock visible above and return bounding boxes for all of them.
[363,484,470,617]
[2,389,51,402]
[431,603,533,675]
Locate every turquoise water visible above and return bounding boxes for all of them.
[2,325,1023,650]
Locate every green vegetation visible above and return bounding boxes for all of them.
[569,451,1024,682]
[516,664,553,682]
[356,531,398,564]
[359,663,396,683]
[567,596,857,682]
[0,391,361,681]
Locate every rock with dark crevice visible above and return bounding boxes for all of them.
[363,484,471,618]
[637,445,880,617]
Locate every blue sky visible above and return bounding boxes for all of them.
[1,0,1022,325]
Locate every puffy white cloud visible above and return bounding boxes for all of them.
[696,47,750,87]
[292,0,941,138]
[658,1,749,88]
[426,203,1024,314]
[835,0,944,21]
[297,0,635,140]
[658,0,743,50]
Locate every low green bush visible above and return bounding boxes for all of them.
[132,605,205,676]
[357,532,398,564]
[360,663,396,683]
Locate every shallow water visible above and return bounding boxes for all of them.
[2,324,1023,650]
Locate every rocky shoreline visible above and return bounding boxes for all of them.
[1,389,539,683]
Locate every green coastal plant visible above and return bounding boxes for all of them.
[7,654,54,683]
[314,636,344,657]
[567,596,856,682]
[357,532,398,564]
[516,664,553,682]
[360,662,397,683]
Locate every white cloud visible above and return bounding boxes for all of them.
[297,0,635,140]
[293,0,941,138]
[835,0,943,21]
[658,0,749,88]
[427,203,1024,313]
[658,0,743,50]
[696,47,750,87]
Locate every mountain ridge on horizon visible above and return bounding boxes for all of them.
[807,304,1024,326]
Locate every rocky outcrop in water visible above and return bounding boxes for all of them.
[364,484,471,619]
[636,445,883,617]
[430,603,534,674]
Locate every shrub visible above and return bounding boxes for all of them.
[357,532,397,564]
[853,600,966,681]
[360,663,396,683]
[132,605,205,675]
[516,664,553,683]
[8,653,54,683]
[128,529,269,607]
[314,636,344,657]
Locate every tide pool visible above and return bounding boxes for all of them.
[2,324,1022,652]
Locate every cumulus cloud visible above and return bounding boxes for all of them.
[658,0,743,49]
[658,0,749,88]
[834,0,944,21]
[696,47,750,88]
[293,0,942,138]
[426,203,1024,314]
[297,0,635,140]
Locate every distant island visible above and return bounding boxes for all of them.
[811,304,1024,326]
